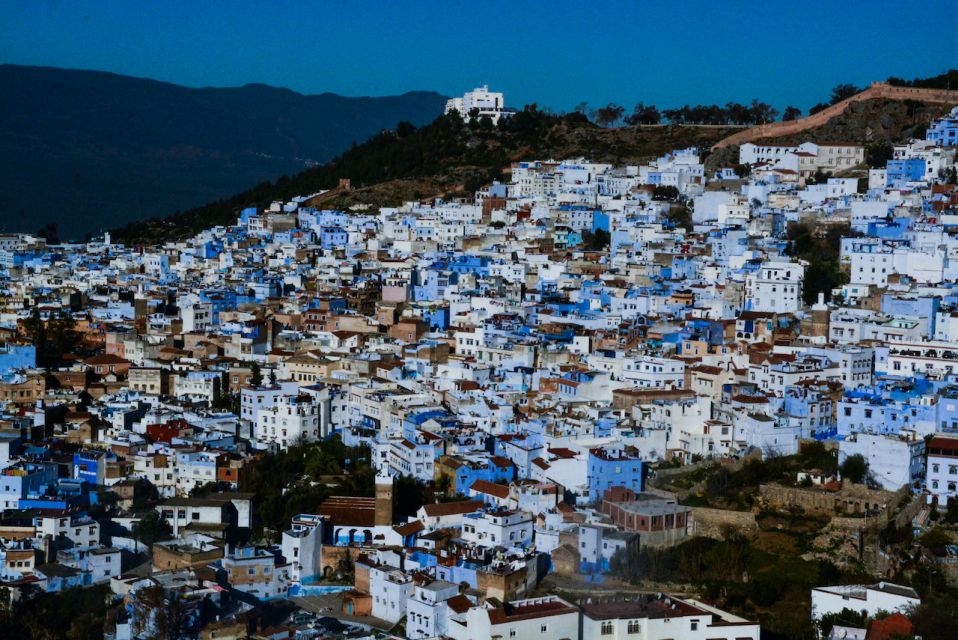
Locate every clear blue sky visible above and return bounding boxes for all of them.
[2,0,956,112]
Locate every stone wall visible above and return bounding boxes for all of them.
[320,544,363,578]
[713,82,958,149]
[758,482,904,523]
[550,543,579,575]
[690,507,758,539]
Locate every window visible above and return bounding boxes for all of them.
[601,621,614,635]
[628,620,641,633]
[540,624,548,633]
[691,620,698,630]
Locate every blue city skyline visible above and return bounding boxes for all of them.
[1,0,957,112]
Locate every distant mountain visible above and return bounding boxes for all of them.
[0,65,447,239]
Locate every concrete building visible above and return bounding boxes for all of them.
[810,582,920,620]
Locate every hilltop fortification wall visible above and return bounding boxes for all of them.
[713,83,958,149]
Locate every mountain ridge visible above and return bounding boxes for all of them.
[0,64,447,239]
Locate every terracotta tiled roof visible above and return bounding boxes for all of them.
[447,593,473,614]
[487,598,577,624]
[469,479,509,499]
[421,500,483,518]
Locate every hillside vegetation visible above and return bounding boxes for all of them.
[112,110,740,243]
[112,70,958,245]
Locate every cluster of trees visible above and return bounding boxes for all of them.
[815,605,958,640]
[888,68,958,90]
[238,435,431,540]
[582,100,782,127]
[0,584,115,640]
[609,533,856,639]
[22,307,82,368]
[838,453,871,485]
[808,83,862,115]
[239,436,376,540]
[581,228,610,251]
[785,220,855,305]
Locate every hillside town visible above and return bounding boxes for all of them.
[2,93,958,640]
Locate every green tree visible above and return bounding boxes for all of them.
[394,474,427,520]
[132,510,172,552]
[748,99,779,124]
[592,103,625,128]
[817,608,868,638]
[249,361,263,386]
[211,392,240,414]
[919,526,952,549]
[867,142,894,168]
[395,120,416,137]
[6,585,115,640]
[785,220,853,304]
[830,83,861,104]
[625,103,661,126]
[666,205,692,232]
[839,454,869,484]
[582,228,611,251]
[23,307,80,368]
[798,441,838,475]
[946,496,958,524]
[782,105,803,121]
[809,102,831,115]
[652,185,680,201]
[911,590,958,640]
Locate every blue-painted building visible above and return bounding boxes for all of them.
[0,462,58,509]
[447,255,490,278]
[436,558,479,589]
[319,226,349,249]
[587,449,644,503]
[199,289,239,322]
[926,108,958,146]
[421,307,450,331]
[865,218,910,240]
[448,456,516,495]
[0,344,36,374]
[592,211,610,233]
[837,380,936,437]
[881,294,940,337]
[414,269,459,302]
[73,450,113,486]
[886,158,926,188]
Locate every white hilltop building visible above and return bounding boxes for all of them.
[445,85,513,124]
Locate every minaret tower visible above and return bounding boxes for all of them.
[375,470,394,527]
